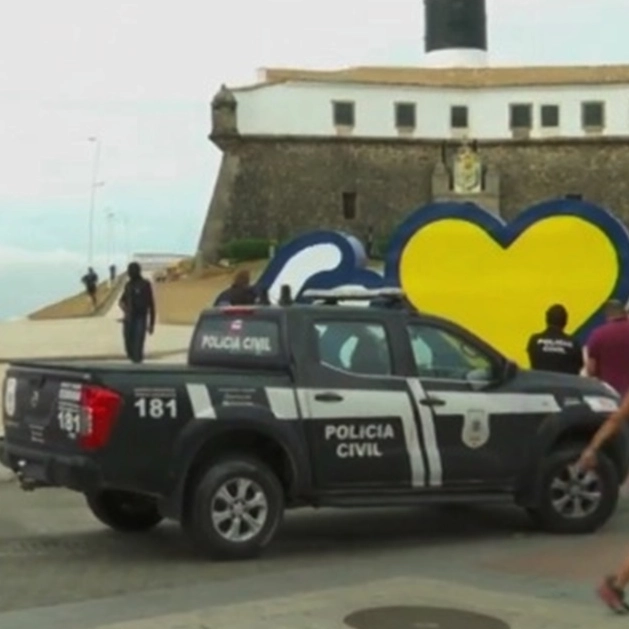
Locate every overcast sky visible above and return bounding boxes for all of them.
[0,0,628,316]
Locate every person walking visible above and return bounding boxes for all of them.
[526,304,583,374]
[586,299,629,395]
[118,262,155,363]
[82,267,99,310]
[578,391,629,612]
[222,270,257,305]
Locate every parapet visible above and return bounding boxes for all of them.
[211,84,239,141]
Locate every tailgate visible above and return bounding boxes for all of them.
[3,365,93,453]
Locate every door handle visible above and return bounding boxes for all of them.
[314,392,344,403]
[419,397,445,407]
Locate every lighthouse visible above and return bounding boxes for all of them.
[424,0,488,68]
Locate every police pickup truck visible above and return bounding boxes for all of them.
[1,288,627,560]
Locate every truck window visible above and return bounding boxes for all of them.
[189,314,282,367]
[314,321,392,376]
[407,323,493,382]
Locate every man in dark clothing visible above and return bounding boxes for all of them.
[118,262,155,363]
[82,267,98,309]
[223,270,257,305]
[586,299,629,395]
[526,304,583,374]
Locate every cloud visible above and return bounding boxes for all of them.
[0,0,627,263]
[0,100,216,203]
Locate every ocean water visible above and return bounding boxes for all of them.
[0,262,122,321]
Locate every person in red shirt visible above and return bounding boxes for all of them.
[579,390,629,612]
[586,300,629,396]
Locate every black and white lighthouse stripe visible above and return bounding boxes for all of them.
[424,0,488,54]
[423,0,488,67]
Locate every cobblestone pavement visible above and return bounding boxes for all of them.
[0,483,627,628]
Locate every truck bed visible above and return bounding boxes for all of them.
[8,360,285,377]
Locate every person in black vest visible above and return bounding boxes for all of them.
[526,304,583,374]
[118,262,155,363]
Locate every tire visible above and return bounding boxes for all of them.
[184,455,284,560]
[528,447,619,534]
[85,490,163,533]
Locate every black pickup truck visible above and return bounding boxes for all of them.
[1,289,628,560]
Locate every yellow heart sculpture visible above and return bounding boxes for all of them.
[399,214,619,366]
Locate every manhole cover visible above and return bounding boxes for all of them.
[344,606,509,629]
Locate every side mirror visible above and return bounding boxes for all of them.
[466,367,492,391]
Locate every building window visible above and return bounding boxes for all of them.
[582,101,605,128]
[450,106,468,129]
[333,101,355,127]
[510,104,532,129]
[395,102,416,128]
[342,192,357,220]
[540,104,560,128]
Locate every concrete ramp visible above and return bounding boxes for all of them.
[93,276,126,319]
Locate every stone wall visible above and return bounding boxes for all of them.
[197,135,629,262]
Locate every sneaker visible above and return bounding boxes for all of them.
[597,575,629,614]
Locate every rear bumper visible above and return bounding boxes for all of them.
[0,438,101,491]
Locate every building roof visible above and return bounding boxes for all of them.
[234,65,629,91]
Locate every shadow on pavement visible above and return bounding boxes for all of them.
[0,503,534,564]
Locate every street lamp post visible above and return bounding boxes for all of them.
[105,207,115,280]
[87,137,104,268]
[120,211,131,263]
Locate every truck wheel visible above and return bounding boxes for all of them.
[185,455,284,560]
[86,490,163,532]
[528,447,619,534]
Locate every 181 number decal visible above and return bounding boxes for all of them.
[58,409,81,435]
[134,397,177,419]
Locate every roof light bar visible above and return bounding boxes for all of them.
[219,306,256,314]
[301,287,406,301]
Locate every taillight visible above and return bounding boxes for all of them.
[79,385,122,451]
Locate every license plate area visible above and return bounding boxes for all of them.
[19,460,47,482]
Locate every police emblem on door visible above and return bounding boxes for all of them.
[461,408,489,449]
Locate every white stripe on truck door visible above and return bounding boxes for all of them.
[186,384,216,419]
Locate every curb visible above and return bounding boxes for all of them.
[0,468,15,483]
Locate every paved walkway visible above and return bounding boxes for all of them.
[0,495,624,629]
[85,575,617,629]
[0,317,191,362]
